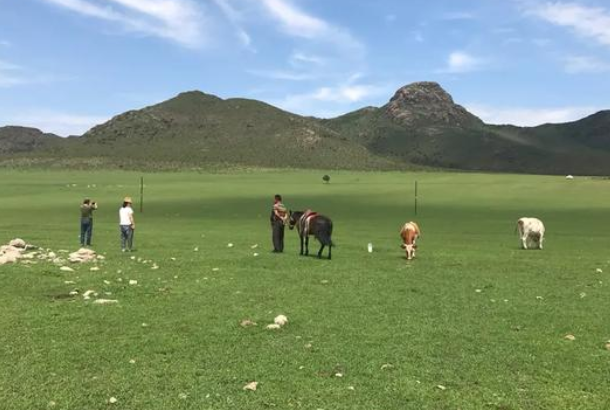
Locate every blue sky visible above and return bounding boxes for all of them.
[1,0,610,135]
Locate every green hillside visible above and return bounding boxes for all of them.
[1,82,609,174]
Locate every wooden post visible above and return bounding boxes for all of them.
[414,180,418,216]
[140,176,144,213]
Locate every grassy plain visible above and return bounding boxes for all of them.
[1,170,609,410]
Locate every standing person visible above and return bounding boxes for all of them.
[270,194,287,253]
[119,197,135,252]
[80,198,97,247]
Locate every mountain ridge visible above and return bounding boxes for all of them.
[1,82,609,174]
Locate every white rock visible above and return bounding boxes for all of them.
[69,291,79,296]
[243,381,258,391]
[64,280,75,285]
[129,359,136,364]
[253,253,259,257]
[129,280,138,285]
[251,244,258,249]
[93,299,118,305]
[227,243,234,248]
[103,280,111,285]
[60,266,74,272]
[334,372,344,378]
[9,238,26,248]
[274,315,288,326]
[266,324,281,330]
[151,265,159,270]
[194,247,199,252]
[90,266,100,272]
[437,385,447,390]
[82,290,96,300]
[178,393,188,400]
[108,397,118,404]
[596,268,603,273]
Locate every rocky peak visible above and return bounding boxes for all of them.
[384,81,482,128]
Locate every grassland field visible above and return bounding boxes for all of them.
[1,169,609,410]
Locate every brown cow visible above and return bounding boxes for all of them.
[400,221,421,260]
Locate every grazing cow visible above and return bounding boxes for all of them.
[400,221,421,260]
[516,217,545,250]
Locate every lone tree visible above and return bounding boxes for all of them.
[323,174,330,184]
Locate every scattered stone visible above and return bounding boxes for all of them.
[334,372,344,378]
[90,266,100,272]
[68,248,97,263]
[565,334,576,341]
[151,264,159,270]
[580,292,587,298]
[212,267,220,272]
[129,359,136,364]
[475,289,482,293]
[604,342,610,351]
[253,252,259,257]
[141,323,149,327]
[243,381,258,391]
[251,244,258,249]
[266,324,281,330]
[596,268,603,273]
[69,291,79,296]
[194,247,199,252]
[130,256,136,260]
[129,280,138,286]
[240,319,257,327]
[227,243,234,248]
[170,257,176,261]
[60,266,74,272]
[82,290,96,300]
[103,280,111,285]
[536,296,544,300]
[108,397,118,404]
[93,299,118,305]
[64,280,75,285]
[348,386,355,391]
[437,385,447,391]
[274,315,288,327]
[179,393,188,400]
[9,238,26,248]
[380,364,394,370]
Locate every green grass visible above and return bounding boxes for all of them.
[1,170,609,410]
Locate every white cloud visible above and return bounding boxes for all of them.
[270,80,389,118]
[442,11,475,20]
[0,110,110,136]
[212,0,254,50]
[289,51,325,67]
[247,69,315,81]
[438,51,486,73]
[258,0,364,54]
[0,60,27,87]
[466,103,600,126]
[525,2,610,47]
[0,40,11,47]
[564,55,610,73]
[41,0,208,48]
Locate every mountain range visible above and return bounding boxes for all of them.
[1,81,609,174]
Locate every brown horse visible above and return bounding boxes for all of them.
[288,210,333,259]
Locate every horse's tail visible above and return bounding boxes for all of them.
[318,231,333,247]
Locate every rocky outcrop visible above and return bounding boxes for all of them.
[383,82,483,128]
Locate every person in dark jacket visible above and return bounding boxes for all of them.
[270,194,287,253]
[80,198,98,246]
